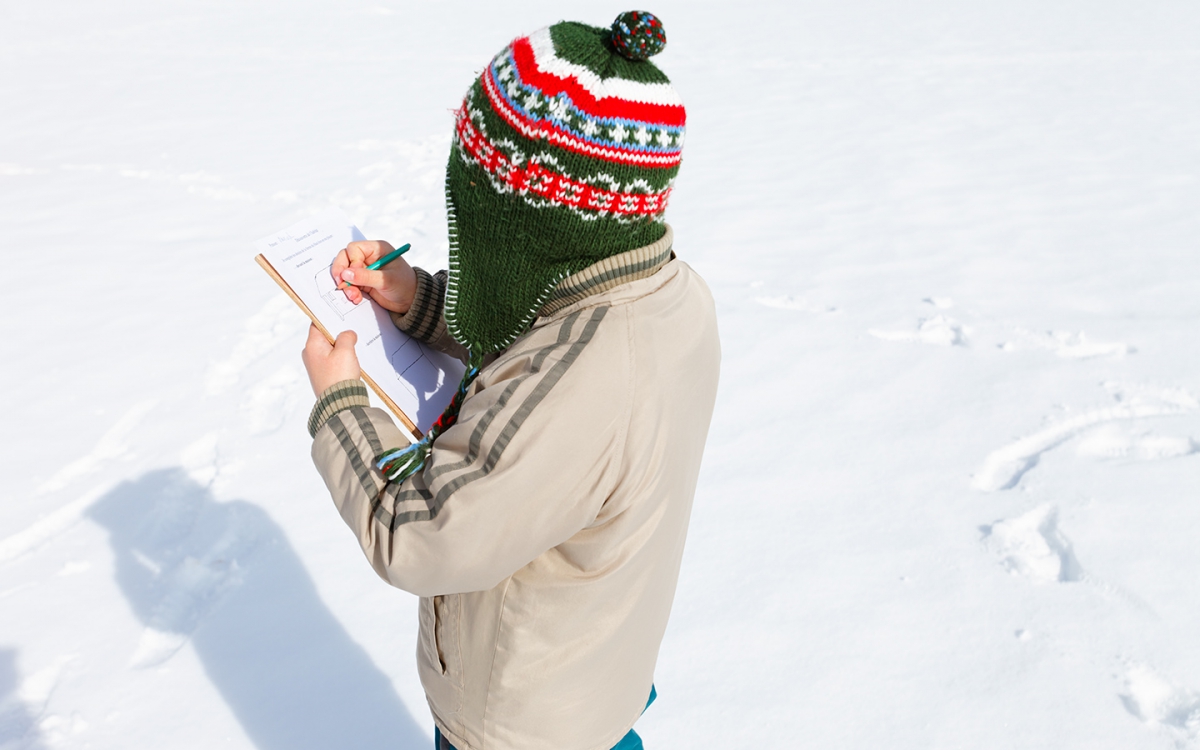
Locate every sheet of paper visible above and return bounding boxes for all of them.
[255,207,464,435]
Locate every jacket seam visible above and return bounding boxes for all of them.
[481,575,514,748]
[452,592,465,698]
[616,305,635,509]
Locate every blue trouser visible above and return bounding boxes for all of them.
[434,686,657,750]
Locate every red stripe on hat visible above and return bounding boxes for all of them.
[455,107,671,218]
[482,66,682,168]
[510,37,686,127]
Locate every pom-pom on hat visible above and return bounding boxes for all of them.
[611,11,667,61]
[376,12,685,484]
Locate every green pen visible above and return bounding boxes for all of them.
[339,243,411,288]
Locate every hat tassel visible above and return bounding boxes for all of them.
[376,351,485,482]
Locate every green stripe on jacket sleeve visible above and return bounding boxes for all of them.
[310,403,416,585]
[309,303,621,595]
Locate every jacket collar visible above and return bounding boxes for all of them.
[537,225,674,318]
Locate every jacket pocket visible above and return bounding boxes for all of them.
[418,596,443,674]
[435,595,462,677]
[418,595,464,718]
[432,595,448,673]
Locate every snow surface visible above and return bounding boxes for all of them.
[2,1,1199,748]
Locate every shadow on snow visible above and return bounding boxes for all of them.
[87,468,427,750]
[0,649,47,750]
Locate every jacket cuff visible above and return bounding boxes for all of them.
[390,267,450,345]
[308,380,371,438]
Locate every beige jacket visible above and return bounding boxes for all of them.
[310,231,720,750]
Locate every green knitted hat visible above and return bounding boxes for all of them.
[376,12,684,482]
[445,11,686,354]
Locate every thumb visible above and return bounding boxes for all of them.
[340,266,388,291]
[333,330,358,350]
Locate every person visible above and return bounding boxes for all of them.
[300,12,719,750]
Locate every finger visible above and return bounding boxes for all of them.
[345,265,366,303]
[304,323,332,354]
[331,248,351,283]
[345,240,393,266]
[342,280,363,304]
[342,241,374,266]
[336,250,365,295]
[340,255,367,300]
[306,322,329,346]
[331,247,350,273]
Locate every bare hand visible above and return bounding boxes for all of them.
[331,240,418,314]
[301,325,361,396]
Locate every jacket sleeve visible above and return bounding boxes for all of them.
[310,305,628,596]
[389,267,469,364]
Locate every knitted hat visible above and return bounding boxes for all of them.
[377,11,684,481]
[446,10,685,354]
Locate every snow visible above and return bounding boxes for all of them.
[2,1,1199,748]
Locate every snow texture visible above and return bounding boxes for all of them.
[2,1,1200,749]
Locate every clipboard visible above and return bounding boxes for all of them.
[252,208,464,442]
[255,253,422,439]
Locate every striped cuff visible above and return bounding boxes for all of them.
[390,267,450,346]
[308,380,371,438]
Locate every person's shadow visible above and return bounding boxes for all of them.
[87,468,427,749]
[0,649,46,749]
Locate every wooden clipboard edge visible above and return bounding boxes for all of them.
[255,253,422,441]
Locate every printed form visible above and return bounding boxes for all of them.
[255,207,465,436]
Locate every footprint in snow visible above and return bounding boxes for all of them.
[6,655,84,746]
[998,328,1133,359]
[0,652,76,747]
[240,366,304,435]
[981,504,1083,583]
[972,383,1199,492]
[1121,664,1200,740]
[205,296,307,396]
[0,163,40,176]
[869,297,967,346]
[1075,424,1198,462]
[36,400,156,495]
[753,294,837,313]
[869,314,968,347]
